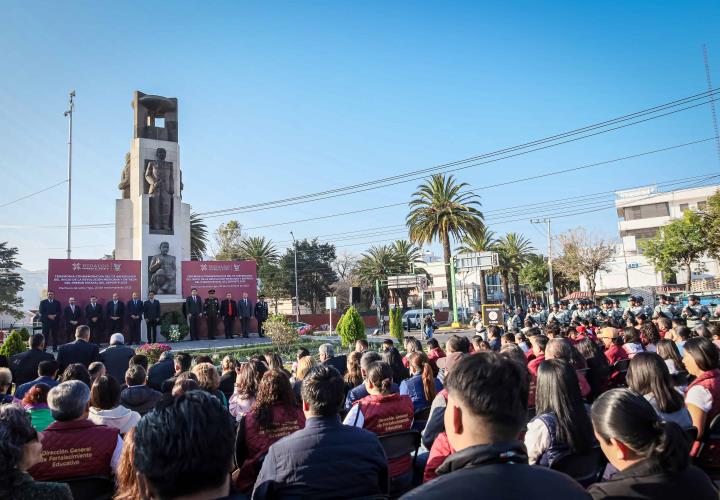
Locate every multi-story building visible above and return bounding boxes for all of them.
[581,184,719,291]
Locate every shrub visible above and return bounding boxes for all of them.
[0,330,28,358]
[136,343,172,365]
[265,314,299,353]
[389,308,404,343]
[336,306,366,348]
[17,327,30,342]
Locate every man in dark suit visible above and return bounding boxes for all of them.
[254,294,269,337]
[85,295,103,343]
[220,292,238,339]
[238,292,253,338]
[39,291,62,352]
[185,288,203,341]
[106,292,125,341]
[9,333,54,386]
[99,333,136,382]
[203,289,220,340]
[63,297,82,346]
[147,351,174,391]
[57,325,100,371]
[126,292,144,345]
[143,291,162,344]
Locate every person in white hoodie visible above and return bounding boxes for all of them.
[88,374,140,436]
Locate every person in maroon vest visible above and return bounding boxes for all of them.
[344,361,415,495]
[683,336,720,464]
[28,380,122,482]
[233,369,306,493]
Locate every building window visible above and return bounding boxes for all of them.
[441,290,448,299]
[622,202,669,220]
[679,203,689,213]
[698,201,707,210]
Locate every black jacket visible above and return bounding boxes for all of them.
[186,295,203,316]
[9,348,54,386]
[63,304,82,326]
[143,299,161,321]
[220,299,238,318]
[99,344,136,383]
[587,457,717,500]
[238,298,253,318]
[401,441,590,500]
[323,355,348,377]
[85,302,103,325]
[254,300,269,321]
[106,300,125,320]
[126,299,144,318]
[39,299,61,324]
[147,358,175,391]
[57,339,100,371]
[252,415,388,499]
[120,385,163,415]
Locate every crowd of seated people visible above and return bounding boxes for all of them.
[2,313,720,500]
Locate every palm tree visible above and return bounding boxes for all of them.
[391,240,424,308]
[457,227,496,306]
[238,236,278,268]
[357,245,401,310]
[495,233,534,307]
[406,174,484,312]
[190,213,209,261]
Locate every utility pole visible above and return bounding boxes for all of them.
[290,231,300,322]
[64,91,75,259]
[375,279,382,329]
[531,218,555,305]
[703,44,720,166]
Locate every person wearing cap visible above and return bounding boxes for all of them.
[99,333,136,384]
[203,289,220,340]
[653,294,677,320]
[527,303,547,327]
[254,294,269,337]
[682,295,710,330]
[506,306,523,332]
[27,380,123,482]
[597,298,615,325]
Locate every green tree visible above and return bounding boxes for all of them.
[356,245,400,310]
[264,313,299,353]
[389,307,404,343]
[190,212,209,261]
[641,211,707,291]
[495,233,534,306]
[703,190,720,259]
[457,227,496,305]
[0,243,24,319]
[406,174,484,312]
[214,220,243,260]
[258,263,288,314]
[0,329,27,357]
[520,254,549,294]
[336,306,366,348]
[238,236,278,267]
[390,240,425,309]
[280,239,337,313]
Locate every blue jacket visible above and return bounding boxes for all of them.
[399,374,443,411]
[252,415,389,499]
[14,376,59,400]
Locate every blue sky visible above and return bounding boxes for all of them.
[1,0,719,270]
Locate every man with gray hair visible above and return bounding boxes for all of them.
[343,351,400,411]
[28,381,123,481]
[319,343,347,377]
[100,333,135,383]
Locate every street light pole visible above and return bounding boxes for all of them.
[64,91,75,259]
[290,231,300,322]
[531,218,555,305]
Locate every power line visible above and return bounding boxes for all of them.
[0,180,68,209]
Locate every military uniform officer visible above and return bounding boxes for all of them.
[506,306,523,332]
[547,304,565,325]
[682,294,710,330]
[527,303,547,327]
[623,296,644,322]
[653,294,677,320]
[597,298,615,325]
[204,289,220,340]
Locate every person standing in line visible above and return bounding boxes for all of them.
[254,294,269,337]
[106,293,125,343]
[221,292,238,339]
[63,297,82,347]
[39,291,62,352]
[85,296,103,344]
[238,292,253,338]
[143,291,161,344]
[204,289,220,341]
[185,288,203,341]
[126,292,144,345]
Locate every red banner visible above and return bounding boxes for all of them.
[181,260,257,301]
[48,259,142,306]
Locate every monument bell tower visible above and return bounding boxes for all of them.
[115,91,191,307]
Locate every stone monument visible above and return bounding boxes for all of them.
[115,92,191,339]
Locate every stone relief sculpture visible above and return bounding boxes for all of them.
[145,148,174,232]
[118,152,131,199]
[148,241,176,294]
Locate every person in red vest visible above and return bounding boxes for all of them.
[598,326,629,386]
[345,361,415,495]
[683,336,720,464]
[28,380,122,482]
[233,370,306,493]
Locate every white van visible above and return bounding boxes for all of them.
[401,309,434,330]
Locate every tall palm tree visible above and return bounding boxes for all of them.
[495,233,534,307]
[457,227,496,306]
[391,239,424,308]
[406,174,484,312]
[238,236,278,268]
[190,213,209,261]
[357,245,400,310]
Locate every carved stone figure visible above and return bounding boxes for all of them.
[148,241,176,295]
[118,152,131,199]
[145,148,174,232]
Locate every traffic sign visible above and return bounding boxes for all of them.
[455,252,499,271]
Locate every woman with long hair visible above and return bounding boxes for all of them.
[626,352,691,428]
[622,327,644,358]
[230,360,267,421]
[291,355,317,401]
[192,362,227,407]
[21,384,54,431]
[264,352,291,378]
[683,336,720,464]
[525,359,594,466]
[640,323,661,353]
[219,356,237,400]
[545,338,591,398]
[588,389,716,499]
[344,351,363,394]
[114,428,140,500]
[402,337,422,368]
[382,347,410,383]
[575,338,610,402]
[656,339,685,376]
[233,370,305,493]
[88,376,140,436]
[399,352,441,412]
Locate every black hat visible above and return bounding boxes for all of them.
[689,294,700,300]
[636,296,644,303]
[208,289,215,294]
[603,298,613,305]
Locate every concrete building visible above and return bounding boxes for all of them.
[581,183,719,292]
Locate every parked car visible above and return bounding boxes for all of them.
[401,309,434,330]
[290,321,314,335]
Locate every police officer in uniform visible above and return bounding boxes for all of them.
[506,306,523,332]
[527,303,547,327]
[682,294,710,330]
[547,303,563,325]
[203,289,220,340]
[623,296,643,322]
[653,294,676,320]
[597,298,615,325]
[557,300,571,325]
